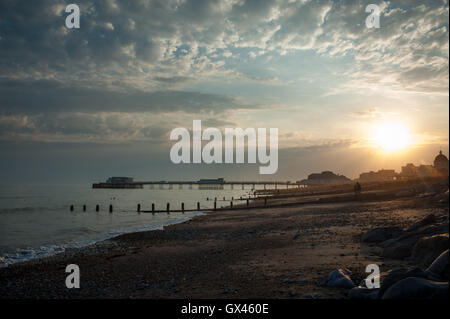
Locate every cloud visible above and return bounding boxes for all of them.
[0,0,447,146]
[0,79,255,115]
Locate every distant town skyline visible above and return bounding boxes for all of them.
[0,0,448,184]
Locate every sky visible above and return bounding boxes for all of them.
[0,0,448,184]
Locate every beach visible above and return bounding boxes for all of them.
[1,191,447,299]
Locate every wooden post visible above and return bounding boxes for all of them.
[167,203,170,214]
[181,202,185,213]
[109,204,113,213]
[152,203,155,213]
[83,205,86,212]
[223,196,225,201]
[214,201,217,211]
[70,205,74,212]
[230,201,233,209]
[264,197,267,206]
[137,204,141,213]
[197,202,200,211]
[246,199,249,208]
[95,204,99,212]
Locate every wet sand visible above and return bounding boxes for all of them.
[0,196,447,299]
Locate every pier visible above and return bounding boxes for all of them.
[92,177,306,190]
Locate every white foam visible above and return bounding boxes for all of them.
[0,213,205,268]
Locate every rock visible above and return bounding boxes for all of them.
[378,238,396,248]
[378,267,427,298]
[362,227,404,243]
[411,234,449,267]
[382,235,420,259]
[407,214,436,232]
[348,287,379,299]
[426,250,449,282]
[381,277,448,299]
[318,269,355,289]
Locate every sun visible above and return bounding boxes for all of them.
[373,122,411,152]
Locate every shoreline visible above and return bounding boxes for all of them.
[0,211,207,268]
[1,193,447,298]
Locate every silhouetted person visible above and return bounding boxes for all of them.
[354,182,362,198]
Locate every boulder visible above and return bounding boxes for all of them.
[348,287,379,299]
[407,214,436,232]
[378,267,427,298]
[318,269,355,289]
[361,227,404,243]
[426,250,449,282]
[411,234,449,267]
[382,235,421,259]
[381,277,448,299]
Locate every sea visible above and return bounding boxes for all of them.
[0,183,262,267]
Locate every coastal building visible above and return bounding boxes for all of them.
[401,163,418,177]
[434,150,449,175]
[297,171,352,185]
[359,169,397,182]
[400,151,448,179]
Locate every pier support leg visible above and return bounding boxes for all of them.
[137,204,141,213]
[181,202,184,213]
[109,205,113,213]
[95,204,99,212]
[197,202,200,211]
[167,203,170,214]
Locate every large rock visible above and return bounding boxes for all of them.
[382,221,449,260]
[426,250,449,282]
[378,267,427,298]
[406,214,436,232]
[348,287,379,299]
[318,269,355,289]
[411,234,449,267]
[381,277,448,299]
[382,235,421,259]
[361,227,404,243]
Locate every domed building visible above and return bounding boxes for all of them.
[433,150,449,175]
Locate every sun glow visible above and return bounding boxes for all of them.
[373,122,411,153]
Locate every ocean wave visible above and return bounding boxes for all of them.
[0,212,205,268]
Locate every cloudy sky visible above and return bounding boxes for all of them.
[0,0,448,184]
